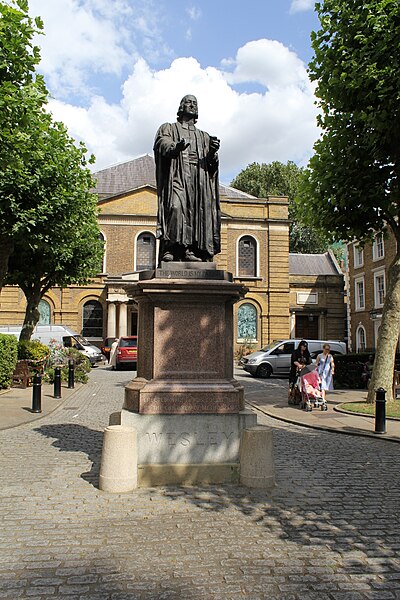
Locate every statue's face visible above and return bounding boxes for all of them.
[180,95,198,118]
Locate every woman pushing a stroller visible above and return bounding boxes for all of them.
[288,340,311,406]
[288,340,328,411]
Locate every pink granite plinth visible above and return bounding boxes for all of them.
[123,276,247,415]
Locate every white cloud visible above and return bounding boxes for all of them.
[186,6,202,20]
[29,0,168,98]
[47,40,319,181]
[289,0,315,15]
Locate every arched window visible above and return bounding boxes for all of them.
[136,232,156,271]
[38,299,51,325]
[238,236,257,277]
[82,300,103,338]
[356,325,366,352]
[237,303,258,340]
[99,232,106,273]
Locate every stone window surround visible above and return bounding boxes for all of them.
[353,243,364,268]
[372,233,385,261]
[356,324,367,352]
[236,234,259,278]
[134,230,157,272]
[373,269,386,308]
[354,275,365,311]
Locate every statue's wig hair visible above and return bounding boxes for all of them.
[177,95,198,122]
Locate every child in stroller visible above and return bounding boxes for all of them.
[299,364,328,412]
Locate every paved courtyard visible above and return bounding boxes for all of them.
[0,365,399,600]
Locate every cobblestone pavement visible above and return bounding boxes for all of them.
[0,365,399,600]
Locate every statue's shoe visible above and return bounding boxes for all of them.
[184,250,202,262]
[162,252,174,262]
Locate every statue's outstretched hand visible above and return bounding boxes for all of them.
[176,138,190,152]
[209,136,220,155]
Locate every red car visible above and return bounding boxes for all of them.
[115,336,138,370]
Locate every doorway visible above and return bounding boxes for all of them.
[130,311,138,336]
[295,314,319,339]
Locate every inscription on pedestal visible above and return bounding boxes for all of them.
[139,268,232,281]
[146,430,234,447]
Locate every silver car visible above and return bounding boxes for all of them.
[240,339,346,378]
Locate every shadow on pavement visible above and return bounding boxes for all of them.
[34,423,103,487]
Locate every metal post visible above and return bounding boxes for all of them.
[54,366,62,399]
[31,372,42,413]
[68,359,75,389]
[375,387,386,434]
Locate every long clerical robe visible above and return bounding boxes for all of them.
[153,121,221,259]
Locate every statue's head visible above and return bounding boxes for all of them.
[177,95,198,122]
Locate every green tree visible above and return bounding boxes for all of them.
[297,0,400,401]
[5,121,104,341]
[231,161,328,253]
[0,0,48,289]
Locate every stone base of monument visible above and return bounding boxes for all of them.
[112,409,257,486]
[113,264,273,487]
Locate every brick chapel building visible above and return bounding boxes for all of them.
[0,155,291,353]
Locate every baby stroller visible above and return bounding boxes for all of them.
[299,364,328,412]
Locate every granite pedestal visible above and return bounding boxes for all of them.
[119,263,258,485]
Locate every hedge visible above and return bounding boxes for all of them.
[335,352,400,389]
[0,334,18,389]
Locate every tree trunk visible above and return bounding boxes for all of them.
[0,235,14,292]
[367,249,400,403]
[20,287,42,342]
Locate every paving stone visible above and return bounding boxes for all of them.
[0,366,399,600]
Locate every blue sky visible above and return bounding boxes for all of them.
[28,0,319,183]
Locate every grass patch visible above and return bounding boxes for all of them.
[340,401,400,419]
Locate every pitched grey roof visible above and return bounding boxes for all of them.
[93,154,257,200]
[289,253,340,276]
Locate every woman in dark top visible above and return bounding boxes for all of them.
[289,340,311,384]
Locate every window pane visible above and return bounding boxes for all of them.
[82,300,103,337]
[136,233,156,271]
[239,236,256,277]
[237,303,257,339]
[38,300,51,325]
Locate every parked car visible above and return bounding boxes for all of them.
[240,338,346,378]
[115,336,137,370]
[100,337,115,362]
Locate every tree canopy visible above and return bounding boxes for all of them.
[5,122,104,340]
[297,0,400,243]
[298,0,400,401]
[0,0,48,287]
[231,160,329,253]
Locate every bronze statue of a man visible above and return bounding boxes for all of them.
[154,94,221,262]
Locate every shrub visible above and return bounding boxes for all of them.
[18,340,49,362]
[44,343,91,384]
[235,340,257,363]
[0,334,18,389]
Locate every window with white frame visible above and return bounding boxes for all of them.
[373,233,384,261]
[353,244,364,268]
[238,236,257,277]
[354,277,365,310]
[374,271,385,307]
[136,232,156,271]
[356,325,366,352]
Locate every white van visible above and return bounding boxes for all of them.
[0,325,104,365]
[241,339,346,378]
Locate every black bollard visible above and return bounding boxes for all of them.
[54,366,62,399]
[375,387,386,434]
[31,372,42,413]
[68,358,75,389]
